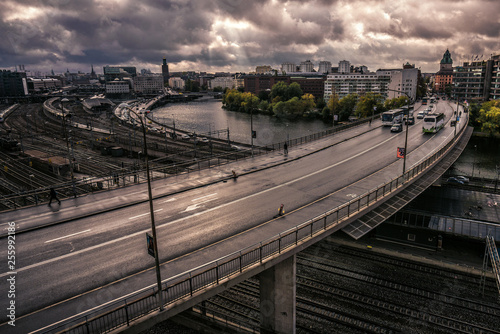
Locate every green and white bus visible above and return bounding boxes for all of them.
[422,113,445,133]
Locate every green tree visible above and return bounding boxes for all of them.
[241,92,259,114]
[270,81,288,101]
[322,106,331,120]
[384,96,408,110]
[258,90,270,101]
[316,97,326,111]
[259,100,270,113]
[356,92,384,118]
[301,93,316,111]
[185,79,200,92]
[476,100,500,135]
[285,82,303,100]
[338,94,358,121]
[327,92,340,123]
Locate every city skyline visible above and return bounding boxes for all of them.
[1,0,499,75]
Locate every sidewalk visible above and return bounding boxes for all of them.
[1,120,382,236]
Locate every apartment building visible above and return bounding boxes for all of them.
[453,54,500,102]
[133,74,164,95]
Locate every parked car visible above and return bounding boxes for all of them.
[390,123,403,132]
[447,177,464,185]
[179,133,190,140]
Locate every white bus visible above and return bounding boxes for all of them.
[422,113,445,133]
[381,108,404,126]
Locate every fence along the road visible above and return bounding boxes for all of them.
[37,117,469,333]
[0,115,375,211]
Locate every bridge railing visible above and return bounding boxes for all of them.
[40,116,469,334]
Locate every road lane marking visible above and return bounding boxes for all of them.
[192,193,217,202]
[45,230,91,243]
[129,209,163,220]
[160,198,177,203]
[0,132,441,277]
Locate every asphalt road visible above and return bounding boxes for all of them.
[0,99,465,333]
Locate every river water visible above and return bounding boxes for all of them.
[153,99,331,146]
[153,99,499,181]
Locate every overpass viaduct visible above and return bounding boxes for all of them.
[0,100,471,334]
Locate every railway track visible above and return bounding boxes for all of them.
[173,238,500,333]
[305,240,499,296]
[0,103,254,209]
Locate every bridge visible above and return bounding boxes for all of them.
[0,100,472,333]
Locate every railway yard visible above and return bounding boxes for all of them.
[0,101,251,210]
[144,234,500,334]
[2,101,499,334]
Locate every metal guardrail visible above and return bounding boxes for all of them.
[1,109,377,211]
[37,113,469,333]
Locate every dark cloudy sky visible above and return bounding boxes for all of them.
[1,0,499,75]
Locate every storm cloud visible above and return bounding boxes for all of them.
[0,0,499,74]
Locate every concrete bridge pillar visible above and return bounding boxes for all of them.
[259,255,296,334]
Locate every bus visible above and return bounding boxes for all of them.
[381,108,404,126]
[422,97,428,105]
[422,113,445,133]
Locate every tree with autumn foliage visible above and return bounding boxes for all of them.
[356,92,385,118]
[476,100,500,136]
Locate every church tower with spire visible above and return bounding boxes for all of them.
[435,49,454,93]
[90,64,97,79]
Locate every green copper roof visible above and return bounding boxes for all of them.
[441,49,453,64]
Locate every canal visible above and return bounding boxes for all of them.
[152,98,331,146]
[152,98,498,181]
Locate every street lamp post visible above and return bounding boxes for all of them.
[61,98,76,197]
[387,90,411,174]
[124,106,164,311]
[403,99,409,174]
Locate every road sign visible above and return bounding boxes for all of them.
[397,147,405,159]
[146,233,155,257]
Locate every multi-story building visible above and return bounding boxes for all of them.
[318,61,332,74]
[453,54,500,102]
[338,60,351,74]
[27,78,62,93]
[324,72,388,101]
[169,77,185,90]
[299,60,314,72]
[289,76,326,100]
[103,66,136,81]
[255,66,273,74]
[378,64,419,101]
[105,79,130,95]
[133,74,164,95]
[281,62,297,74]
[244,74,326,100]
[209,76,235,90]
[435,49,454,93]
[244,75,289,95]
[0,70,28,97]
[490,55,500,100]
